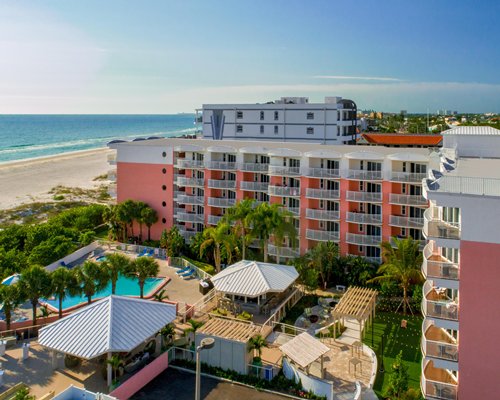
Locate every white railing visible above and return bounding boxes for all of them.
[305,209,340,220]
[346,191,382,202]
[205,161,237,170]
[285,207,300,216]
[176,212,204,223]
[426,175,500,197]
[305,188,339,199]
[423,209,461,240]
[107,154,116,165]
[268,244,300,258]
[207,197,236,208]
[422,243,459,281]
[306,229,340,242]
[177,288,218,322]
[304,168,340,178]
[390,171,428,182]
[346,253,382,264]
[346,212,382,224]
[176,177,204,187]
[107,170,116,182]
[207,179,237,189]
[178,228,197,241]
[108,184,117,198]
[346,233,382,246]
[176,159,205,169]
[389,193,428,206]
[176,194,204,205]
[240,181,269,191]
[421,360,458,400]
[268,165,301,176]
[389,215,424,228]
[422,282,459,321]
[207,215,223,225]
[170,257,212,280]
[260,287,304,333]
[421,321,459,363]
[238,163,269,172]
[345,170,383,180]
[268,186,301,197]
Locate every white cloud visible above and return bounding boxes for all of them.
[313,75,404,82]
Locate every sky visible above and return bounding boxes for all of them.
[1,0,499,114]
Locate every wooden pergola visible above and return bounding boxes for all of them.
[332,286,378,341]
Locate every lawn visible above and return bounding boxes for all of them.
[363,312,423,399]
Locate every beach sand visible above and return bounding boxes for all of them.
[0,148,114,209]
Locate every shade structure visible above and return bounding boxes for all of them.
[39,295,176,360]
[279,332,330,369]
[211,260,298,297]
[1,273,20,286]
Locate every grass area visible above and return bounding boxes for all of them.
[0,201,88,226]
[183,256,216,275]
[280,294,320,326]
[363,312,423,398]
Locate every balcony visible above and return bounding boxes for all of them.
[422,321,458,364]
[345,170,382,180]
[108,183,117,198]
[390,237,426,250]
[176,212,204,223]
[268,186,301,197]
[389,215,424,228]
[389,193,427,207]
[107,154,116,165]
[176,177,205,187]
[347,254,382,264]
[238,163,269,172]
[422,282,458,322]
[107,170,116,182]
[240,181,269,192]
[176,159,205,169]
[305,209,340,221]
[390,171,427,183]
[305,188,340,200]
[207,179,237,189]
[346,212,382,225]
[177,227,198,241]
[268,165,301,176]
[345,191,382,203]
[284,207,300,217]
[423,209,461,240]
[304,168,340,179]
[306,229,339,242]
[176,194,204,205]
[205,161,237,170]
[346,233,382,246]
[422,243,459,281]
[207,197,236,208]
[421,360,458,400]
[207,215,224,225]
[268,244,300,259]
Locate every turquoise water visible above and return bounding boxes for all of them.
[43,274,165,310]
[0,114,195,163]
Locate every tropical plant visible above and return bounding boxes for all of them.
[368,237,423,315]
[0,284,24,330]
[13,387,35,400]
[39,305,51,323]
[153,289,169,302]
[141,206,158,242]
[385,351,409,399]
[305,241,339,289]
[158,323,175,347]
[345,256,377,287]
[107,354,124,383]
[103,204,122,241]
[248,334,268,362]
[19,265,52,326]
[160,226,185,257]
[184,318,204,348]
[199,222,234,272]
[116,200,135,240]
[75,260,109,304]
[102,253,131,295]
[51,267,81,318]
[128,257,160,298]
[225,199,255,260]
[134,201,148,241]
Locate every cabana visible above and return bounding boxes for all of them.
[39,295,177,388]
[210,260,299,315]
[332,286,378,341]
[280,332,330,378]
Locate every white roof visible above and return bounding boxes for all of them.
[39,296,176,359]
[387,152,429,162]
[344,150,384,160]
[304,149,342,159]
[443,126,500,136]
[280,332,330,369]
[211,260,298,297]
[206,145,237,153]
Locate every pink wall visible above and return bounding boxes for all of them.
[339,178,350,256]
[458,240,500,399]
[381,181,393,241]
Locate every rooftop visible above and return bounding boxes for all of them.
[279,332,330,369]
[359,133,442,146]
[442,126,500,136]
[196,318,262,342]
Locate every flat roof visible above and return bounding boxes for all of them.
[360,133,442,146]
[197,318,262,342]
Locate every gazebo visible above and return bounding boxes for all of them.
[332,286,378,341]
[39,295,177,387]
[210,260,299,314]
[280,332,330,378]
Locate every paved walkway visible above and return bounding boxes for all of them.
[158,263,204,305]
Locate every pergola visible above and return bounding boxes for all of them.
[39,295,177,388]
[332,286,378,341]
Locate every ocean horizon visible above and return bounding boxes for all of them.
[0,114,196,163]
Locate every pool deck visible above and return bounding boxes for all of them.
[157,262,204,306]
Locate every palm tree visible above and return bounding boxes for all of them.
[141,206,158,242]
[116,200,135,240]
[75,260,109,304]
[135,201,147,242]
[158,323,175,348]
[19,265,52,326]
[51,267,81,318]
[184,319,203,348]
[248,334,268,362]
[128,257,160,298]
[0,284,24,330]
[226,199,255,261]
[369,237,423,315]
[107,354,123,383]
[103,205,121,241]
[153,289,168,302]
[199,222,234,273]
[102,253,131,295]
[305,241,339,289]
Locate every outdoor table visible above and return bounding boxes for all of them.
[351,340,362,357]
[349,357,362,375]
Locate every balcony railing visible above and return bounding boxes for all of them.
[285,207,300,217]
[107,170,116,182]
[345,170,383,180]
[207,215,223,225]
[389,215,424,228]
[238,163,269,172]
[205,161,237,170]
[389,193,427,206]
[305,188,339,199]
[107,154,116,165]
[268,165,301,176]
[304,168,340,178]
[207,179,237,189]
[207,197,236,208]
[268,244,300,258]
[108,183,117,198]
[390,237,426,250]
[422,321,459,363]
[346,233,382,246]
[422,282,458,321]
[422,243,459,281]
[306,229,339,242]
[423,209,461,240]
[346,254,382,264]
[240,182,269,191]
[421,360,458,400]
[176,194,204,205]
[176,212,204,223]
[305,209,340,221]
[177,227,198,241]
[268,186,301,197]
[345,191,382,202]
[390,171,427,183]
[176,159,205,169]
[346,212,382,224]
[176,177,205,187]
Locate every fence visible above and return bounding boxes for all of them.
[169,257,212,281]
[178,289,218,323]
[260,287,304,334]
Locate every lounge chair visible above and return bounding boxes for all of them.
[137,249,148,257]
[175,266,191,275]
[181,269,196,279]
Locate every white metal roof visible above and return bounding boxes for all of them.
[206,145,237,153]
[443,126,500,136]
[211,260,298,297]
[303,149,342,159]
[267,148,302,157]
[387,152,430,162]
[279,332,330,369]
[344,150,384,160]
[238,146,271,154]
[39,296,176,359]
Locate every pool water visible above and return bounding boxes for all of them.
[96,255,108,262]
[43,274,165,310]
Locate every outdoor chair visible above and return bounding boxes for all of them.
[304,308,313,317]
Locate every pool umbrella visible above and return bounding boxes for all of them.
[1,274,20,286]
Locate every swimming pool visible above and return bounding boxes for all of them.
[43,274,165,310]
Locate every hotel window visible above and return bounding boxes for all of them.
[260,111,265,120]
[162,168,167,174]
[401,206,406,215]
[307,112,314,120]
[337,126,340,136]
[274,111,279,120]
[274,125,278,134]
[359,224,364,232]
[162,201,166,207]
[236,111,243,119]
[162,185,167,191]
[236,125,243,133]
[162,218,166,224]
[162,151,167,157]
[401,227,407,236]
[260,125,264,134]
[337,111,340,121]
[307,127,314,135]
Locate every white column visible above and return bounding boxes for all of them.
[107,352,113,388]
[52,351,58,369]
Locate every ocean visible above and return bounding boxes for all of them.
[0,114,196,163]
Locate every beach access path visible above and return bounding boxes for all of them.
[0,148,113,209]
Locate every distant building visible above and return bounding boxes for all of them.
[357,133,442,148]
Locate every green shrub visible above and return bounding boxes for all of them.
[53,195,65,201]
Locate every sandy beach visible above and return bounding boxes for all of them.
[0,148,114,210]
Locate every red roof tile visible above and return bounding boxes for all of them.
[360,133,442,146]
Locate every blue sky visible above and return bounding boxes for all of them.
[1,0,499,113]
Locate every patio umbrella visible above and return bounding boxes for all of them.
[1,273,20,286]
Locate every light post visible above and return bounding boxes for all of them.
[195,337,215,400]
